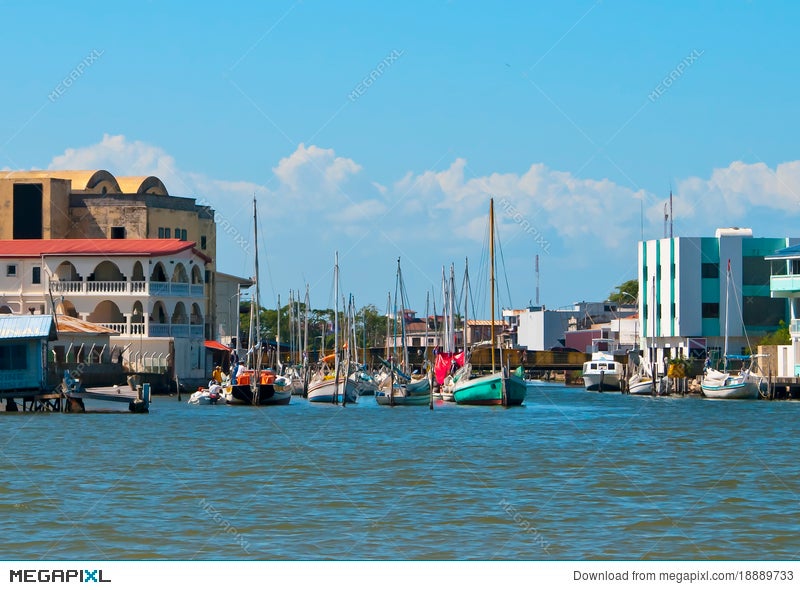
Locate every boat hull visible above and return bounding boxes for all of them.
[375,391,430,406]
[627,379,656,395]
[453,371,526,406]
[307,378,358,404]
[583,371,622,392]
[701,381,760,400]
[226,384,291,406]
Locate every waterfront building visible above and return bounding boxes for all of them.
[0,170,218,339]
[766,244,800,376]
[515,302,633,351]
[638,228,799,373]
[215,272,253,350]
[0,239,210,385]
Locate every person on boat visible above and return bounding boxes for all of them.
[232,360,244,384]
[212,365,222,384]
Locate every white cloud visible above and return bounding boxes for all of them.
[42,135,800,308]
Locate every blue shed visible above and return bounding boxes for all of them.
[0,315,57,392]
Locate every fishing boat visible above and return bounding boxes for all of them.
[307,252,358,405]
[582,339,622,392]
[701,260,764,400]
[224,197,290,406]
[452,199,526,407]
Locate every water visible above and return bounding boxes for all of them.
[2,383,799,561]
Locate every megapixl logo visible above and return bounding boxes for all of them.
[9,569,111,583]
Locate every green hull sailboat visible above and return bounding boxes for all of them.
[453,198,526,407]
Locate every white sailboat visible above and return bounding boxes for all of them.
[701,260,764,400]
[307,252,358,404]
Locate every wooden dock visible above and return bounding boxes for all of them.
[1,383,151,413]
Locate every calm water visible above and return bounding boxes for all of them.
[2,383,799,561]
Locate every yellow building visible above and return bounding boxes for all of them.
[0,169,218,339]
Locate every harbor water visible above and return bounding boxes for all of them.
[2,383,799,561]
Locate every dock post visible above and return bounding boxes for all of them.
[142,383,151,409]
[175,375,181,401]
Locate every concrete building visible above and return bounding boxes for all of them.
[215,272,253,349]
[515,302,633,351]
[639,228,798,373]
[0,239,211,386]
[0,170,218,339]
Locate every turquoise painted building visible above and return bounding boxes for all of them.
[638,228,798,372]
[766,244,800,376]
[0,315,57,393]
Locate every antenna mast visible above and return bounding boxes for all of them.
[535,255,540,307]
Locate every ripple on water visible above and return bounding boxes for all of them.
[2,388,800,560]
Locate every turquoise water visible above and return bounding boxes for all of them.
[2,383,799,561]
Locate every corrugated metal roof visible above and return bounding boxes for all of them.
[0,315,57,340]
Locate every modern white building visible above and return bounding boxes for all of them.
[0,239,211,385]
[639,228,798,372]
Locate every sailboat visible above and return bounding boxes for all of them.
[225,197,291,406]
[307,252,359,404]
[435,264,465,401]
[376,258,432,406]
[452,198,526,406]
[701,260,764,400]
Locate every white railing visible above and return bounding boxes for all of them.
[86,281,128,293]
[51,280,83,294]
[101,322,128,334]
[49,280,204,298]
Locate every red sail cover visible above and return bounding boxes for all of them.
[434,351,465,385]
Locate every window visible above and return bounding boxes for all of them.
[792,260,800,275]
[0,344,27,370]
[174,227,180,240]
[200,235,207,250]
[205,270,211,284]
[180,229,187,241]
[701,263,719,279]
[164,228,171,239]
[158,227,165,239]
[702,302,719,318]
[32,267,40,284]
[411,337,421,347]
[6,264,16,277]
[110,226,125,239]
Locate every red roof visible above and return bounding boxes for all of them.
[204,340,230,351]
[0,239,211,263]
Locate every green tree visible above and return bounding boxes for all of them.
[758,320,791,346]
[608,279,638,304]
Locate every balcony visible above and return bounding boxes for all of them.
[770,274,800,296]
[51,280,204,298]
[102,322,204,338]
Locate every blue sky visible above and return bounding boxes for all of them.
[2,1,800,316]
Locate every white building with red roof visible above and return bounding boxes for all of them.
[0,238,211,385]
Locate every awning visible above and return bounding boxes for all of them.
[204,340,231,352]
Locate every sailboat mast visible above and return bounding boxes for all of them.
[724,259,730,369]
[490,198,496,372]
[252,196,261,404]
[463,258,469,352]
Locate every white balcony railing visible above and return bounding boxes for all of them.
[104,323,203,338]
[50,280,204,298]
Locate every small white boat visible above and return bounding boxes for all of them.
[188,383,223,405]
[582,340,622,392]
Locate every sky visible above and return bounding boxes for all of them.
[2,0,800,317]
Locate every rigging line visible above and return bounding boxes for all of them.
[256,200,278,307]
[493,221,514,309]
